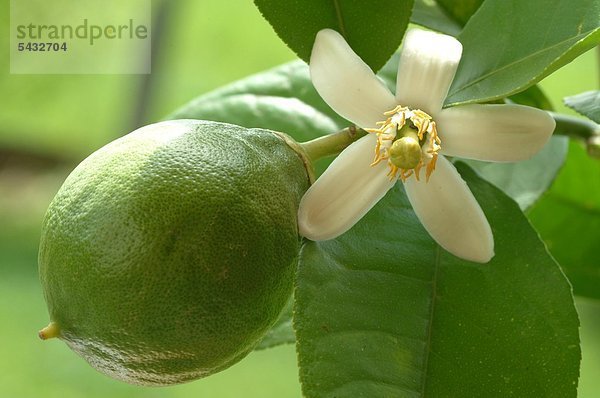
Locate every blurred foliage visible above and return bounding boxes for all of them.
[0,0,295,161]
[0,0,599,396]
[577,298,600,398]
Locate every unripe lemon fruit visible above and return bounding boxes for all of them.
[38,120,311,386]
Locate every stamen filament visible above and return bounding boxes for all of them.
[367,105,441,182]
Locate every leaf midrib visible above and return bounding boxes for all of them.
[419,245,442,396]
[332,0,347,37]
[449,30,595,97]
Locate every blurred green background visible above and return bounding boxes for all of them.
[0,0,598,397]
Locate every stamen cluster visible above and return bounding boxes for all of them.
[367,105,441,182]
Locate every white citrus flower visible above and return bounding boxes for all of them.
[297,28,555,263]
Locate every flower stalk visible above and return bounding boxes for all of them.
[552,112,599,139]
[299,125,367,162]
[551,112,600,158]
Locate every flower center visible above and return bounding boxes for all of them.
[366,105,441,182]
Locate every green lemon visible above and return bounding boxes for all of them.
[38,120,311,386]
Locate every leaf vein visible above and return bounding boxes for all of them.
[450,31,595,97]
[322,245,433,284]
[332,0,347,38]
[419,245,442,396]
[315,327,429,346]
[324,378,420,397]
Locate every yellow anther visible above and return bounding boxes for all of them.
[367,105,441,182]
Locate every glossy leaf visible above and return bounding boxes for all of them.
[529,141,600,299]
[509,85,554,111]
[564,90,600,123]
[169,61,347,142]
[436,0,483,25]
[410,0,481,36]
[410,0,461,36]
[446,0,600,106]
[295,163,580,397]
[464,136,568,210]
[253,0,413,72]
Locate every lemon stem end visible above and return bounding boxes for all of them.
[39,322,60,340]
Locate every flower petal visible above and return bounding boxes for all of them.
[404,156,494,263]
[436,104,556,161]
[310,29,396,129]
[298,134,396,241]
[396,29,462,114]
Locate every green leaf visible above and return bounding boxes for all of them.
[529,141,600,299]
[294,163,580,397]
[463,136,568,210]
[410,0,461,36]
[170,62,342,138]
[435,0,484,26]
[446,0,600,106]
[564,90,600,123]
[252,0,413,72]
[509,84,555,111]
[256,298,295,350]
[410,0,482,37]
[169,61,347,142]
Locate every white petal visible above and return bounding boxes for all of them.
[310,29,396,129]
[396,29,463,114]
[298,134,396,241]
[436,104,556,161]
[404,156,493,263]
